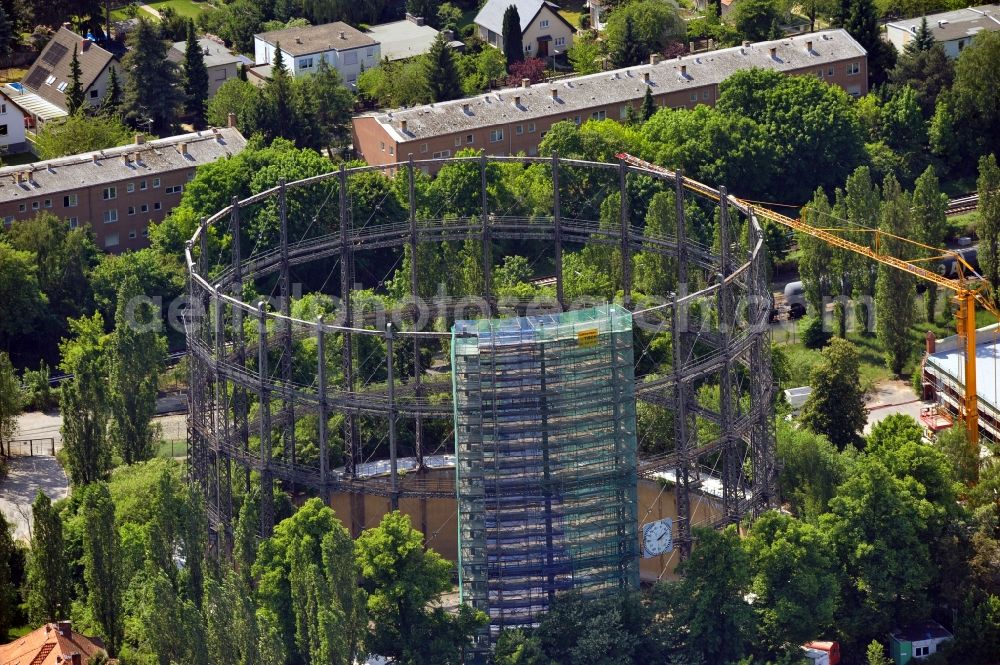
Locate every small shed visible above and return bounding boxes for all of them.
[889,620,953,664]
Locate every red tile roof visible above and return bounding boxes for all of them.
[0,622,108,665]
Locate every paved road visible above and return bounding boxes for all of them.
[864,379,924,434]
[0,455,69,540]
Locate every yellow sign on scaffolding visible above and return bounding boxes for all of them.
[578,328,599,347]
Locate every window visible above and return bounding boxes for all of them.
[104,209,118,223]
[555,36,565,47]
[152,178,160,188]
[128,205,136,215]
[18,203,25,212]
[381,141,386,151]
[431,149,451,158]
[389,146,394,155]
[828,66,834,76]
[154,202,161,211]
[489,129,503,143]
[127,182,135,193]
[454,136,462,147]
[165,185,183,194]
[44,199,51,208]
[528,122,536,133]
[466,134,474,144]
[847,61,860,75]
[57,81,68,92]
[817,68,824,77]
[591,110,606,120]
[540,19,549,28]
[68,217,78,228]
[573,115,581,125]
[420,143,428,154]
[0,103,6,113]
[102,186,116,200]
[140,204,149,213]
[690,92,698,101]
[187,172,195,181]
[516,124,523,135]
[90,89,98,98]
[367,47,375,57]
[619,105,628,119]
[64,194,78,207]
[525,43,532,53]
[140,180,147,191]
[702,90,709,100]
[344,51,358,66]
[298,57,314,69]
[914,646,930,657]
[45,74,56,85]
[3,216,13,226]
[129,230,137,239]
[31,201,39,210]
[105,232,119,248]
[958,39,965,51]
[142,227,149,237]
[216,69,228,81]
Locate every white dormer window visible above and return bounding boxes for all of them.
[540,19,549,28]
[57,81,68,92]
[45,75,56,85]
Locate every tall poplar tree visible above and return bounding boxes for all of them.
[81,482,123,655]
[875,175,915,376]
[502,5,523,68]
[107,275,165,465]
[182,20,209,128]
[0,511,16,640]
[424,32,462,102]
[978,154,1000,299]
[60,313,111,486]
[844,0,895,85]
[0,352,20,458]
[912,166,948,321]
[641,85,655,120]
[25,492,71,624]
[66,45,84,114]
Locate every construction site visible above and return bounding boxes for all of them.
[183,154,778,640]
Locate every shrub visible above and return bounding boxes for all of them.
[800,315,830,349]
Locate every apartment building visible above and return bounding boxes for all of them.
[0,126,247,253]
[886,5,1000,59]
[352,29,869,169]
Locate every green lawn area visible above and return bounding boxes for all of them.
[147,0,212,19]
[558,9,584,28]
[948,210,980,240]
[157,439,188,458]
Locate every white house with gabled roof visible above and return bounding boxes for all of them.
[475,0,577,59]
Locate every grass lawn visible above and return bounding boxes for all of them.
[948,210,980,240]
[148,0,212,19]
[558,9,584,28]
[157,439,188,458]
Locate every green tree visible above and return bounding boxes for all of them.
[889,43,953,119]
[877,86,927,180]
[978,154,1000,298]
[182,20,209,128]
[81,482,124,655]
[356,511,484,663]
[25,491,71,624]
[568,31,603,75]
[730,0,782,42]
[903,16,934,55]
[800,338,866,449]
[59,313,112,486]
[633,191,677,297]
[502,5,524,67]
[651,526,755,663]
[875,175,915,375]
[936,421,977,486]
[0,352,20,458]
[0,5,13,65]
[219,0,263,53]
[122,18,181,135]
[641,86,655,120]
[0,511,16,639]
[535,592,648,664]
[99,65,123,118]
[912,166,948,321]
[425,31,462,102]
[305,57,354,155]
[66,45,84,114]
[844,0,895,84]
[0,240,47,350]
[776,420,848,518]
[437,2,461,31]
[606,0,683,67]
[107,275,166,464]
[123,562,205,665]
[944,31,1000,163]
[745,512,839,658]
[33,113,133,160]
[494,629,548,665]
[866,640,892,665]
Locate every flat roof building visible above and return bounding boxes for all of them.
[0,125,247,253]
[887,5,1000,58]
[924,323,1000,443]
[352,29,868,168]
[366,14,462,61]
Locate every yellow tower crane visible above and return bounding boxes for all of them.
[618,153,997,457]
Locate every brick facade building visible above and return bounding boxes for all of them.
[0,126,247,253]
[352,29,868,169]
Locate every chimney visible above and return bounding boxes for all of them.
[770,46,777,59]
[339,30,346,39]
[462,102,471,114]
[91,153,99,164]
[57,621,72,636]
[123,153,131,165]
[650,53,660,65]
[400,119,408,133]
[806,40,813,52]
[295,36,302,44]
[71,653,81,665]
[680,64,687,77]
[178,142,188,156]
[926,330,936,354]
[642,71,650,84]
[133,151,141,162]
[522,77,530,88]
[81,40,90,52]
[227,112,237,128]
[135,133,145,145]
[550,88,558,99]
[689,41,694,53]
[514,95,521,107]
[742,40,750,48]
[708,38,715,49]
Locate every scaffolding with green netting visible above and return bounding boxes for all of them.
[451,305,639,638]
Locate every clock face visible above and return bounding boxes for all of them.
[642,518,673,558]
